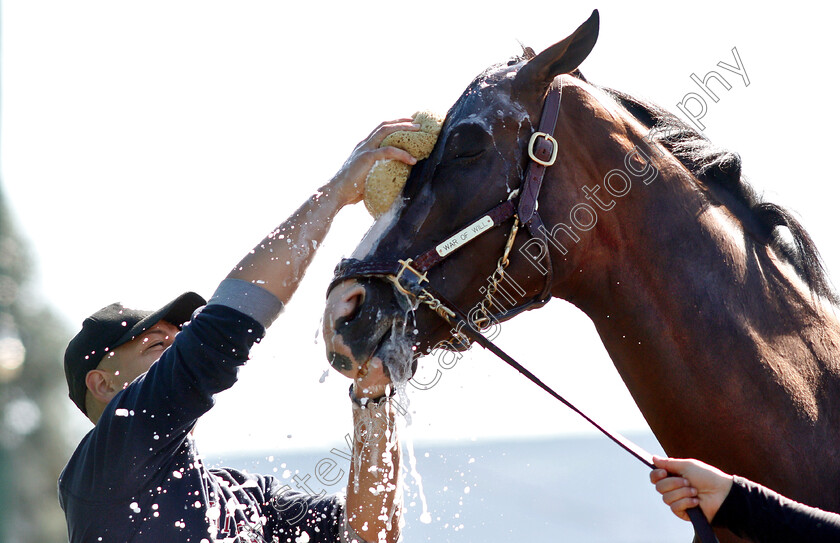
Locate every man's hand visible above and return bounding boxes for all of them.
[352,355,392,401]
[650,456,734,522]
[326,118,419,208]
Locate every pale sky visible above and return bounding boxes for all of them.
[2,1,839,455]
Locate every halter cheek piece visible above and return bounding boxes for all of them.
[329,77,564,331]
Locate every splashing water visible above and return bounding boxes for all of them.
[377,305,431,524]
[395,383,412,426]
[377,320,414,385]
[404,434,432,524]
[396,390,431,525]
[314,316,323,345]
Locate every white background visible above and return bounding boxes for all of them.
[2,1,839,455]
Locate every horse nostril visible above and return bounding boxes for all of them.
[342,290,365,325]
[331,283,366,328]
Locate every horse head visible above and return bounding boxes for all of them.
[322,11,604,380]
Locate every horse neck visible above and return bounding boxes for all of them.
[538,84,831,351]
[537,100,840,482]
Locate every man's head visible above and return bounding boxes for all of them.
[64,292,205,423]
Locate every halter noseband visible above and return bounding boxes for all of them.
[329,77,564,334]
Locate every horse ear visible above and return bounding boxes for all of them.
[515,9,600,91]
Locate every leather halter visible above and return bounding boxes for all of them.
[327,77,722,543]
[329,77,564,329]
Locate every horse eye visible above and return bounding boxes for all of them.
[453,148,486,161]
[438,147,486,169]
[442,124,491,164]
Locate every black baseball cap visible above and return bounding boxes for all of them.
[64,292,206,415]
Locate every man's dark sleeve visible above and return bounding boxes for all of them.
[713,476,840,542]
[260,475,344,542]
[77,279,282,491]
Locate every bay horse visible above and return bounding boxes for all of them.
[323,10,840,541]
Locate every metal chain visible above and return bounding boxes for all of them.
[417,289,456,322]
[473,216,520,329]
[392,213,521,343]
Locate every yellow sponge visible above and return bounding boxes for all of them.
[364,111,444,218]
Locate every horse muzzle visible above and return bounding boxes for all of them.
[323,276,418,383]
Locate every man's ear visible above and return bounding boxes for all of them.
[85,369,118,405]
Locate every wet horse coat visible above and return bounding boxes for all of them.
[323,12,840,542]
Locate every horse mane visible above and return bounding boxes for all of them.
[599,86,838,305]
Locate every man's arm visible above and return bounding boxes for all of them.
[228,119,418,306]
[227,119,413,543]
[343,390,402,543]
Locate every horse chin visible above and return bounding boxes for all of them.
[327,312,417,384]
[371,323,417,384]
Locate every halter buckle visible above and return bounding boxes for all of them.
[394,259,428,296]
[528,131,558,167]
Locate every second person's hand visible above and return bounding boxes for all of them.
[650,456,734,522]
